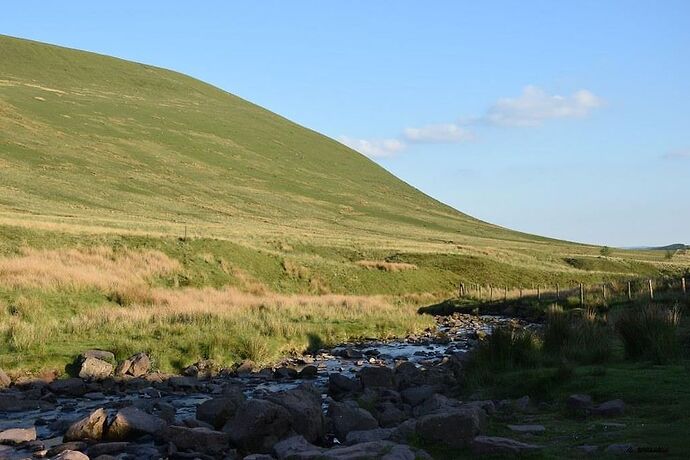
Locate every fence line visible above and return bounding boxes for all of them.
[456,276,688,306]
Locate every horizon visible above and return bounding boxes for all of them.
[1,1,688,247]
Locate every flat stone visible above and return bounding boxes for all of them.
[273,435,323,459]
[0,427,37,445]
[471,436,543,455]
[80,350,115,362]
[507,424,545,433]
[416,407,486,449]
[47,441,88,457]
[86,442,130,457]
[345,428,395,445]
[566,394,593,411]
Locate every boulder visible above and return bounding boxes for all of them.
[78,357,114,380]
[471,436,543,455]
[373,402,407,428]
[106,406,167,440]
[327,401,378,441]
[345,428,395,445]
[274,367,299,379]
[115,359,132,376]
[0,368,11,389]
[267,386,325,443]
[358,366,394,389]
[566,394,593,412]
[54,451,90,460]
[416,406,486,449]
[412,393,462,417]
[196,389,246,429]
[80,350,115,362]
[593,399,625,417]
[128,353,151,377]
[64,408,108,441]
[0,427,37,445]
[272,435,323,459]
[324,441,413,460]
[400,385,434,407]
[514,395,531,412]
[164,426,229,455]
[328,373,360,396]
[393,362,424,389]
[298,365,318,379]
[605,443,636,454]
[236,359,256,375]
[47,441,88,457]
[223,399,293,453]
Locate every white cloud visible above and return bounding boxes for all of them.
[662,149,690,160]
[484,85,602,127]
[403,123,474,143]
[337,136,406,158]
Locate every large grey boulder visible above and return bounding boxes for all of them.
[412,393,462,417]
[416,406,486,448]
[267,386,325,443]
[196,388,246,429]
[223,399,293,453]
[327,401,378,441]
[78,357,114,380]
[471,436,543,455]
[64,408,108,442]
[393,362,424,390]
[400,385,434,406]
[328,373,360,396]
[358,366,394,389]
[164,425,230,455]
[106,406,167,440]
[0,427,37,445]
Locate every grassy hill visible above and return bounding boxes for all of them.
[0,35,687,372]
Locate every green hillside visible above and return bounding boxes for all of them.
[0,33,687,295]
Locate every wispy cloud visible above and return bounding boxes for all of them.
[403,123,474,143]
[339,85,603,158]
[484,86,602,127]
[662,149,690,160]
[337,136,406,158]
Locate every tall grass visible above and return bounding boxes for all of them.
[542,305,611,364]
[615,304,682,364]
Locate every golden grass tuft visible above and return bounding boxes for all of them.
[0,246,180,290]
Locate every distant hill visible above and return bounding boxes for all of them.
[0,34,687,291]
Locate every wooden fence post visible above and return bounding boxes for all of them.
[602,284,607,302]
[580,283,584,307]
[537,285,541,301]
[479,285,483,300]
[519,287,523,299]
[682,277,686,296]
[556,283,560,300]
[490,285,494,302]
[627,281,632,301]
[504,286,508,301]
[648,279,654,300]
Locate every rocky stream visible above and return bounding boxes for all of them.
[0,314,550,460]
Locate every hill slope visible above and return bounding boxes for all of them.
[0,34,686,293]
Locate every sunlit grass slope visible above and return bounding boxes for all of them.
[0,33,687,293]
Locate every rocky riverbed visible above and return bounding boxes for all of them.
[0,314,543,459]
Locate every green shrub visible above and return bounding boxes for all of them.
[542,305,611,364]
[473,326,541,371]
[615,304,682,364]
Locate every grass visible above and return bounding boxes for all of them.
[440,299,690,459]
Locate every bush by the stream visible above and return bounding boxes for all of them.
[615,303,682,364]
[542,305,612,364]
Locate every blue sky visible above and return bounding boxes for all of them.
[2,1,688,246]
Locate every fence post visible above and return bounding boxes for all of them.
[537,285,541,301]
[682,277,686,296]
[602,284,607,302]
[519,287,523,299]
[580,283,584,307]
[479,285,483,300]
[627,281,632,301]
[504,286,508,301]
[648,279,654,300]
[490,285,494,302]
[556,283,560,300]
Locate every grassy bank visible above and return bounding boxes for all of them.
[427,297,690,459]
